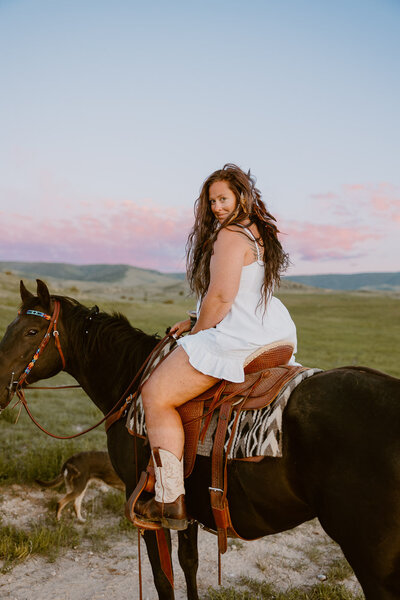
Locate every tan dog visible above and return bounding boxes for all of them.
[36,450,125,522]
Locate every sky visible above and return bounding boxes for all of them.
[0,0,399,275]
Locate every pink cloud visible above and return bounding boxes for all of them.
[371,195,391,211]
[307,183,400,229]
[343,184,367,192]
[0,201,193,271]
[1,185,398,274]
[370,193,400,219]
[281,221,381,262]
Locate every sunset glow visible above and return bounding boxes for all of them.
[0,1,399,275]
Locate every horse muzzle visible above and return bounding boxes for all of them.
[0,372,18,411]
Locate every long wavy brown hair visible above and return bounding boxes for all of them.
[186,163,289,305]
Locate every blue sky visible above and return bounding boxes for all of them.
[0,0,399,274]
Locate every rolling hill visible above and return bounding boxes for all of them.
[285,272,400,292]
[1,261,398,292]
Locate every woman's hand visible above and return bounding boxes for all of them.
[170,318,192,338]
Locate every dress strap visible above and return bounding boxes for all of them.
[240,226,261,262]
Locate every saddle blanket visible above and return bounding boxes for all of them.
[197,367,320,458]
[126,339,321,458]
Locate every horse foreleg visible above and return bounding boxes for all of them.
[178,522,199,600]
[143,529,175,600]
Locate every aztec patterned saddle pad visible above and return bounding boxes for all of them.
[125,338,321,458]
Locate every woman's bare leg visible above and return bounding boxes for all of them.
[135,346,218,529]
[141,346,218,459]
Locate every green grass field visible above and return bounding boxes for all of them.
[0,282,399,487]
[0,276,399,587]
[205,577,363,599]
[277,291,400,376]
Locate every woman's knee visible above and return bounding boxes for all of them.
[141,378,172,411]
[141,378,156,410]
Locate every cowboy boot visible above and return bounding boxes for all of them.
[135,447,188,530]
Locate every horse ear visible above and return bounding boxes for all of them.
[36,279,51,309]
[20,280,34,304]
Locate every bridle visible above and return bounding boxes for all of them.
[6,300,69,398]
[8,300,172,440]
[16,301,66,390]
[7,300,82,436]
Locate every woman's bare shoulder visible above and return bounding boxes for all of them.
[214,226,248,248]
[216,224,261,245]
[216,225,249,239]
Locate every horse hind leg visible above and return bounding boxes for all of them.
[355,571,400,600]
[382,565,400,600]
[342,542,400,600]
[178,522,199,600]
[360,554,400,600]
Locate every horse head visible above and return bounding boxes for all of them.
[0,279,65,410]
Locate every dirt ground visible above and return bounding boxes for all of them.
[0,484,363,600]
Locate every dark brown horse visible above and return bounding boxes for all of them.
[1,280,400,600]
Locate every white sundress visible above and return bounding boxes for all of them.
[177,227,298,383]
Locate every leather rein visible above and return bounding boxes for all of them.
[11,301,171,439]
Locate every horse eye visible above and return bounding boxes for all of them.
[26,329,39,336]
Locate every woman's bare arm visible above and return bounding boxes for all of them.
[191,229,247,334]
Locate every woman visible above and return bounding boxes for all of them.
[135,163,298,530]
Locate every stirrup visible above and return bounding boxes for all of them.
[126,471,162,530]
[132,512,163,531]
[134,495,188,531]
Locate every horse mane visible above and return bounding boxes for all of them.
[20,295,160,372]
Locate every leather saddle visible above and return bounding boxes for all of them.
[178,341,304,477]
[126,340,307,555]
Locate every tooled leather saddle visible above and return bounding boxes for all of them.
[126,341,307,554]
